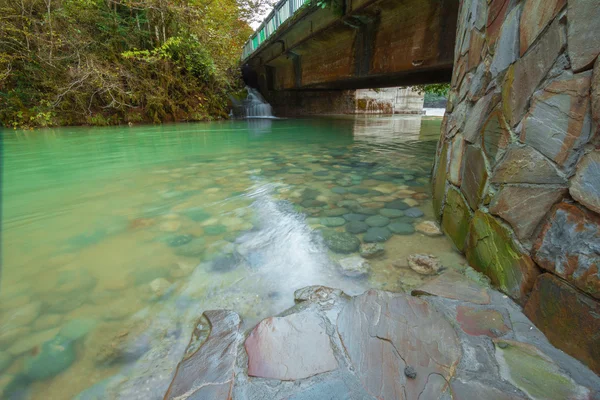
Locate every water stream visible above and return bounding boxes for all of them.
[0,115,466,399]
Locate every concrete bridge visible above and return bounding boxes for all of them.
[241,0,458,114]
[241,0,600,379]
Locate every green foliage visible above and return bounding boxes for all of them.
[414,83,451,97]
[0,0,255,128]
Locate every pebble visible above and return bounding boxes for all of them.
[388,222,415,235]
[385,199,410,210]
[338,200,360,208]
[379,208,405,218]
[174,237,206,257]
[159,220,181,232]
[363,227,392,243]
[7,328,60,356]
[320,229,361,253]
[365,215,390,227]
[359,243,385,259]
[149,278,172,298]
[343,213,367,222]
[204,224,227,236]
[407,254,441,275]
[320,217,346,227]
[415,221,443,236]
[346,221,369,234]
[4,302,42,328]
[24,335,76,380]
[338,256,371,278]
[33,314,63,332]
[59,318,98,340]
[321,208,348,217]
[0,351,11,373]
[403,198,419,207]
[167,234,194,247]
[404,207,424,218]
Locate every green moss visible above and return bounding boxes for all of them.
[465,211,537,302]
[432,141,449,220]
[496,340,584,400]
[441,187,472,252]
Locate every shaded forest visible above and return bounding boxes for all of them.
[0,0,269,128]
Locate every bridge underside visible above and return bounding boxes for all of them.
[243,0,458,94]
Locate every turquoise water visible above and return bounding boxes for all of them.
[0,116,466,399]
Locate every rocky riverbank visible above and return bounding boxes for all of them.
[75,269,600,399]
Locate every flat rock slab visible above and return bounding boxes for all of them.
[164,310,241,400]
[456,305,510,337]
[494,339,592,400]
[245,311,338,380]
[411,270,491,304]
[337,290,461,399]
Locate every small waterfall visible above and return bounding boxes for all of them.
[230,87,275,119]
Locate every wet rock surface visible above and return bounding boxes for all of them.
[155,274,600,400]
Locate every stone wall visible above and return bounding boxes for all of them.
[432,0,600,373]
[354,87,424,114]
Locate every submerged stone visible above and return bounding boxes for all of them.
[321,208,348,217]
[379,208,404,218]
[404,207,424,218]
[343,213,367,222]
[167,234,193,247]
[384,199,410,210]
[183,208,211,222]
[363,227,392,243]
[331,187,347,195]
[388,222,414,235]
[407,254,441,275]
[24,336,76,380]
[319,229,360,253]
[359,243,385,259]
[345,221,369,234]
[209,253,240,273]
[174,237,206,257]
[59,318,98,341]
[365,215,390,227]
[204,224,227,236]
[320,217,346,227]
[415,221,442,237]
[338,256,371,278]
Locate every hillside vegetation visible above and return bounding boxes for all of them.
[0,0,261,128]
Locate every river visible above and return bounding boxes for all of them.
[0,115,467,399]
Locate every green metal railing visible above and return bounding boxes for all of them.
[242,0,308,60]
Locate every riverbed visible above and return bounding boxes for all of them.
[0,115,467,399]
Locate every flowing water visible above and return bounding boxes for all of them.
[0,115,467,399]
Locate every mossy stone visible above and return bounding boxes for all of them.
[319,229,360,253]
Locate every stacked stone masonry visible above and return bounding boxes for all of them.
[432,0,600,374]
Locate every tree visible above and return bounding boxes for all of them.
[0,0,268,127]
